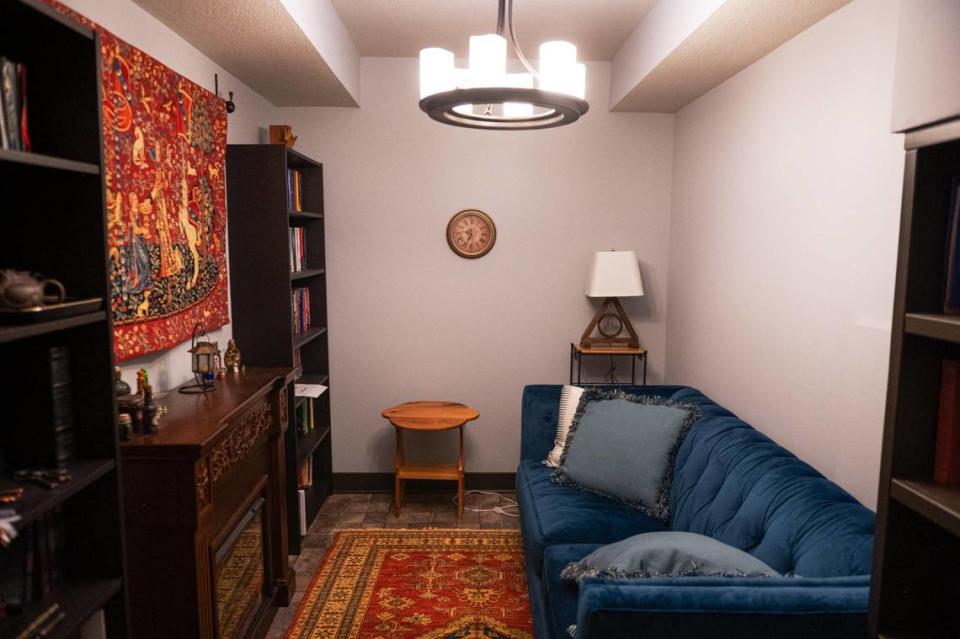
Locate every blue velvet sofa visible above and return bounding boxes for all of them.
[516,385,875,639]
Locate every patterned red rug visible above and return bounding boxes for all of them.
[284,529,533,639]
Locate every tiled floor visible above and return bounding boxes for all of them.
[266,490,521,638]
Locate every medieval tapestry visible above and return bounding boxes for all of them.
[48,1,230,361]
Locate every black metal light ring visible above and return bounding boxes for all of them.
[419,87,589,131]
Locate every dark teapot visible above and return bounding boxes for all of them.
[0,269,65,310]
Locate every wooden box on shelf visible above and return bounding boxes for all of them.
[0,1,127,637]
[226,144,332,554]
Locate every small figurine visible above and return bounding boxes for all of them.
[136,368,148,395]
[142,383,159,433]
[224,339,241,373]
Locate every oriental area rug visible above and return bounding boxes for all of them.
[284,529,534,639]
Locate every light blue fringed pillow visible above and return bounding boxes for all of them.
[561,531,781,582]
[550,389,700,522]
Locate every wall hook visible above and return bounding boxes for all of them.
[214,73,236,114]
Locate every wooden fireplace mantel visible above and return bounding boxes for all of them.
[120,367,295,639]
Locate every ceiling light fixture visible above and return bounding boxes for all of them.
[419,0,589,130]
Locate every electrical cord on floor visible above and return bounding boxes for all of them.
[453,490,520,518]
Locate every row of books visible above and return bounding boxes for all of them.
[0,510,64,620]
[298,454,314,490]
[0,57,30,152]
[287,169,304,212]
[291,287,312,336]
[295,397,317,436]
[289,227,308,272]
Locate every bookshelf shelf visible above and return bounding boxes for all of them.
[0,148,100,174]
[0,311,107,344]
[289,210,323,224]
[1,458,115,531]
[0,578,122,639]
[290,268,325,281]
[227,144,331,555]
[296,426,331,464]
[890,478,960,538]
[293,325,327,349]
[904,312,960,343]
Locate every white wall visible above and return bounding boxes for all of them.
[58,0,279,392]
[278,59,675,472]
[666,0,904,507]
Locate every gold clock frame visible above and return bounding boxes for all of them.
[446,209,497,259]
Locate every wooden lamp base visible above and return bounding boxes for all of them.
[580,297,639,349]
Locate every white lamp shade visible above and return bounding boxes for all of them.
[468,34,507,88]
[419,48,455,99]
[539,41,578,95]
[586,250,644,297]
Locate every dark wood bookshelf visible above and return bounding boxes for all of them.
[869,117,960,637]
[226,144,332,555]
[0,1,128,636]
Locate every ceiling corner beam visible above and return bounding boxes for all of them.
[609,0,851,113]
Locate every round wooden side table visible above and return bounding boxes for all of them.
[381,401,479,520]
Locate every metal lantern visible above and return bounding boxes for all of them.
[180,323,222,394]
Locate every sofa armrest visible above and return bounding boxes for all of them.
[573,576,870,639]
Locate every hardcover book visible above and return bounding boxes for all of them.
[935,358,960,484]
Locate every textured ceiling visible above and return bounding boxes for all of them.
[132,0,357,106]
[330,0,658,61]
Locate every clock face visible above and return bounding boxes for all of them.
[446,209,496,258]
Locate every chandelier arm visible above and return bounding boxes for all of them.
[506,0,539,78]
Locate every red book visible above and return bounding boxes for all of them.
[935,359,960,484]
[17,63,30,152]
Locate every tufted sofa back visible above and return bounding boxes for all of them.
[668,388,875,578]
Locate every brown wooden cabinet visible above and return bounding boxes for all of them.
[120,368,294,639]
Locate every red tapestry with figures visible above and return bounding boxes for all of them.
[46,1,230,361]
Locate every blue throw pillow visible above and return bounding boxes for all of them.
[551,390,700,522]
[561,531,781,581]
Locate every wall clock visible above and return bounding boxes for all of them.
[446,209,496,259]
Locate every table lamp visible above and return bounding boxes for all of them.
[580,250,644,349]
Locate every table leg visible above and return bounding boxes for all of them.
[643,353,648,385]
[394,427,404,518]
[631,354,636,385]
[457,425,465,521]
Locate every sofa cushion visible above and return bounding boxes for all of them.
[668,388,875,578]
[552,391,700,522]
[561,531,780,581]
[517,460,665,576]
